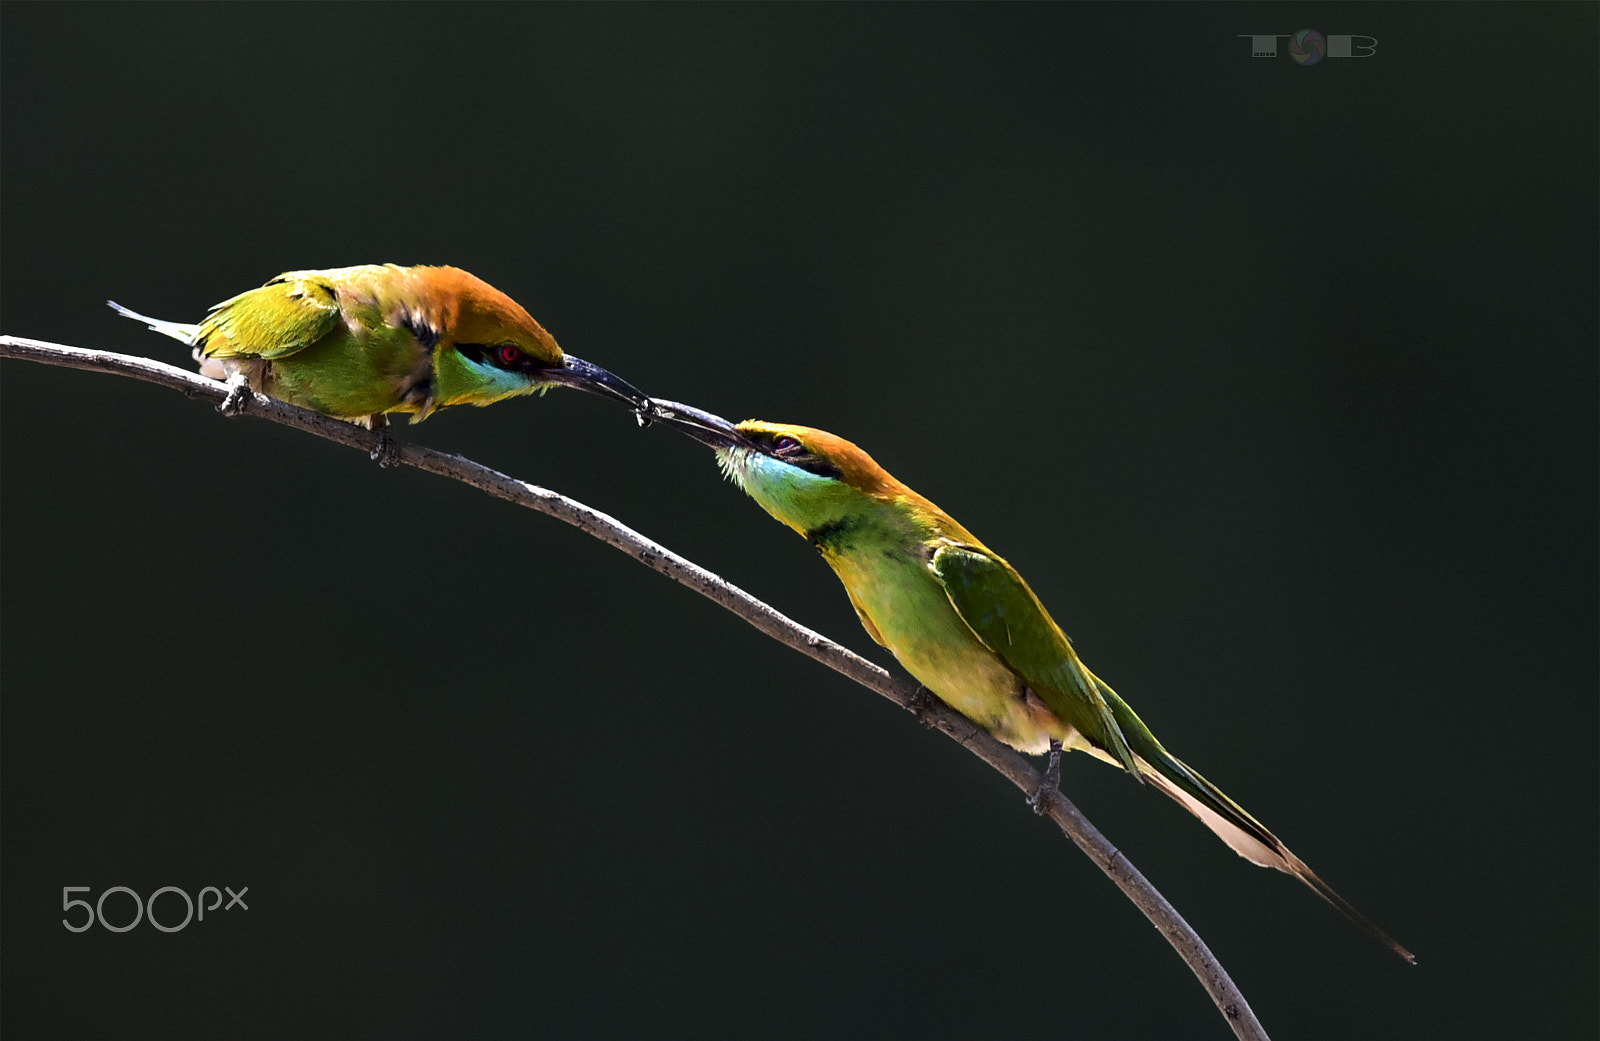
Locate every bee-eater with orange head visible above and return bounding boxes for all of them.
[110,264,648,456]
[653,399,1414,964]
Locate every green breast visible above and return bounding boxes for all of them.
[261,325,434,419]
[824,518,1062,754]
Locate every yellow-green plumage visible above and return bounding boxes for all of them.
[110,263,647,426]
[654,402,1413,963]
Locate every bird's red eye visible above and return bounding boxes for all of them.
[774,435,803,456]
[497,344,522,366]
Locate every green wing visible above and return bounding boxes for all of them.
[198,272,342,360]
[930,542,1142,779]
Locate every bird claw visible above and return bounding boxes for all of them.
[906,684,938,728]
[370,430,402,468]
[217,374,252,417]
[367,416,402,468]
[1027,739,1064,815]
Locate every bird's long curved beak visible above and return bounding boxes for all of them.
[543,354,653,412]
[649,398,758,451]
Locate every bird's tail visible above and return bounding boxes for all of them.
[1093,677,1416,964]
[107,300,201,345]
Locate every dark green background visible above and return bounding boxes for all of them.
[3,4,1594,1038]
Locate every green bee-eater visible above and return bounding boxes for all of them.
[654,399,1413,963]
[109,264,649,441]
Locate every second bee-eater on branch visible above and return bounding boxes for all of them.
[110,264,649,460]
[653,399,1414,964]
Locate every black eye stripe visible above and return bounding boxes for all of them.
[456,342,551,373]
[760,434,842,479]
[796,456,844,479]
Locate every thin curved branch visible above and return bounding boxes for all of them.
[0,334,1268,1041]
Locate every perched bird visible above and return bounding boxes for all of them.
[110,264,649,459]
[653,399,1414,963]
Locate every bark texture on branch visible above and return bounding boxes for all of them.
[0,334,1269,1040]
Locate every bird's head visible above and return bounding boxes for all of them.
[651,399,915,539]
[421,266,649,413]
